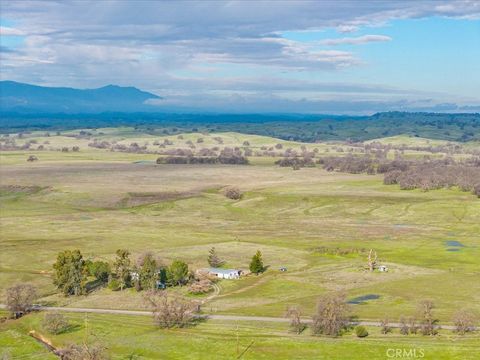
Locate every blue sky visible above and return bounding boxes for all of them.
[1,0,479,114]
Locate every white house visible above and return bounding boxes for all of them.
[208,268,242,279]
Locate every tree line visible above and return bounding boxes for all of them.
[315,154,480,196]
[286,293,477,337]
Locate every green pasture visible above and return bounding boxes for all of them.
[1,312,479,360]
[1,130,479,357]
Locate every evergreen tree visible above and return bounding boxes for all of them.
[53,250,86,296]
[140,253,158,290]
[207,247,224,268]
[114,249,131,290]
[249,250,264,274]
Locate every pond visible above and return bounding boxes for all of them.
[347,294,380,305]
[445,240,464,247]
[133,160,156,164]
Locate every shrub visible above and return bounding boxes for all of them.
[87,261,110,283]
[225,187,242,200]
[188,279,213,294]
[108,277,120,291]
[355,326,368,338]
[42,312,70,334]
[473,183,480,198]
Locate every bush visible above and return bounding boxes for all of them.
[108,277,120,291]
[355,325,368,338]
[87,261,110,283]
[42,312,70,334]
[473,183,480,198]
[188,279,213,294]
[225,187,242,200]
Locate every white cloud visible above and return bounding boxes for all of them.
[0,0,479,112]
[0,26,25,36]
[320,34,392,46]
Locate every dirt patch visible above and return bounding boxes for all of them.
[0,185,51,195]
[118,190,200,207]
[287,262,444,292]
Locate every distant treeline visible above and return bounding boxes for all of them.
[316,155,480,195]
[1,111,479,142]
[156,147,249,165]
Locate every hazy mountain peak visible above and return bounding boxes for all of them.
[0,81,161,113]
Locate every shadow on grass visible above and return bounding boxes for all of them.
[57,323,82,335]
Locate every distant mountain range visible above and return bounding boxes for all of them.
[0,81,162,113]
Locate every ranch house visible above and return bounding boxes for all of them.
[208,268,242,279]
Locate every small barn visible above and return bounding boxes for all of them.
[378,265,389,272]
[208,268,242,279]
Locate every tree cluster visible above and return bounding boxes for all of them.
[51,249,191,297]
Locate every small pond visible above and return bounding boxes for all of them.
[445,240,464,247]
[347,294,380,305]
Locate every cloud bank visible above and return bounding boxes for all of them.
[1,0,479,113]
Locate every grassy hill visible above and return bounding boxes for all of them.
[1,111,479,142]
[1,129,479,358]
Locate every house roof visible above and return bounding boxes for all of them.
[208,268,240,275]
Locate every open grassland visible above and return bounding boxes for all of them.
[1,129,479,357]
[1,312,480,360]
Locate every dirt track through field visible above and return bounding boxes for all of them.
[0,304,469,330]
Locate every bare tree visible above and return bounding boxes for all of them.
[366,249,377,272]
[42,312,70,334]
[408,317,418,334]
[285,306,305,334]
[399,316,409,335]
[453,309,476,335]
[143,290,197,328]
[380,316,391,334]
[5,284,37,318]
[60,343,109,360]
[418,300,437,335]
[311,292,348,336]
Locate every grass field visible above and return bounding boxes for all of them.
[1,312,480,360]
[1,128,479,358]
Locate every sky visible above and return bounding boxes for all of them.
[0,0,479,114]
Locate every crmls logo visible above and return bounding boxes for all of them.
[386,348,425,358]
